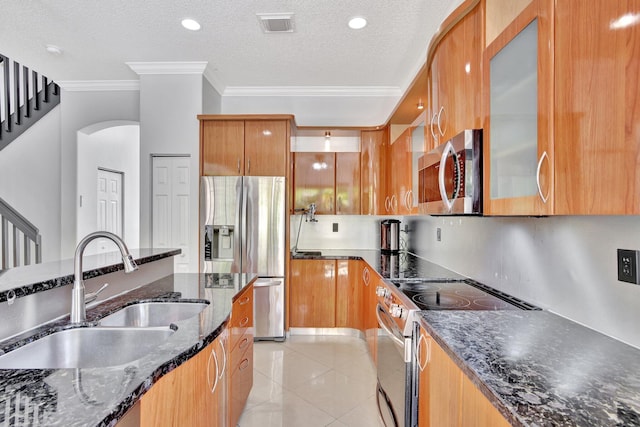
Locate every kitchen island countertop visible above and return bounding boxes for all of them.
[0,272,255,426]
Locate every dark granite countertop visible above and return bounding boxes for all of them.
[0,248,181,302]
[0,272,255,427]
[291,249,466,281]
[417,311,640,427]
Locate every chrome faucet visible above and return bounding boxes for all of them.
[71,231,138,324]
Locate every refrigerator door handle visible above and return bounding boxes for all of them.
[254,278,283,288]
[233,177,243,273]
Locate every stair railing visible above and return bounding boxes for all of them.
[0,196,42,269]
[0,54,60,151]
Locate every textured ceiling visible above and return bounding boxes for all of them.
[0,0,462,96]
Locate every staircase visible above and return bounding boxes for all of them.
[0,54,60,151]
[0,196,41,269]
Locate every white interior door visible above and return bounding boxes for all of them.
[152,156,191,273]
[96,168,123,253]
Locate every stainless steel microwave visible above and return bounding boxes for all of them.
[418,129,482,215]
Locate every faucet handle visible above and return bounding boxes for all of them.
[85,283,109,304]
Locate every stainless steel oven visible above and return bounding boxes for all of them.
[375,281,418,427]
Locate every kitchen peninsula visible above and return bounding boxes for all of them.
[0,249,255,426]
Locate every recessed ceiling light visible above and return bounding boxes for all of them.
[181,18,201,31]
[45,45,63,55]
[348,17,367,30]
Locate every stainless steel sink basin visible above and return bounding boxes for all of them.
[0,327,175,369]
[99,301,209,327]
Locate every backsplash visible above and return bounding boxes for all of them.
[405,215,640,349]
[290,215,403,251]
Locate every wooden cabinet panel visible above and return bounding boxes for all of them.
[417,325,510,427]
[293,152,335,214]
[483,0,554,215]
[336,260,363,329]
[229,284,253,352]
[461,374,511,427]
[200,118,289,177]
[140,330,227,427]
[229,336,253,426]
[486,0,533,46]
[202,121,245,176]
[388,129,413,215]
[336,153,361,214]
[289,259,336,327]
[554,0,640,214]
[363,264,379,363]
[244,120,288,176]
[361,128,388,215]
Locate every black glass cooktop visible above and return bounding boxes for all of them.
[389,279,538,311]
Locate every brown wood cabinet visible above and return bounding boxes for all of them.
[361,263,379,363]
[228,284,254,427]
[289,259,337,327]
[553,0,640,215]
[387,128,413,215]
[426,1,482,149]
[140,329,228,427]
[200,117,291,177]
[290,259,366,329]
[292,152,360,214]
[416,325,510,427]
[483,0,554,215]
[361,128,389,215]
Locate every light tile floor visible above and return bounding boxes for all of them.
[238,335,385,427]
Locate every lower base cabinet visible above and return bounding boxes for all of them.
[229,284,254,426]
[140,329,228,427]
[416,325,510,427]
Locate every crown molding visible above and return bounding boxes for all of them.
[56,80,140,91]
[126,61,208,75]
[222,86,402,97]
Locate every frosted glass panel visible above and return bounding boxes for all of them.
[490,20,538,200]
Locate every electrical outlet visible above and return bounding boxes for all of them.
[332,223,338,232]
[436,228,441,242]
[617,249,639,284]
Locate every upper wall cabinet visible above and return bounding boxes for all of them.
[200,117,292,177]
[292,152,360,215]
[485,0,640,215]
[483,0,554,215]
[426,1,483,150]
[361,128,388,215]
[553,0,640,214]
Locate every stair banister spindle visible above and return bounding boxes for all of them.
[42,76,48,103]
[23,235,30,266]
[33,70,39,111]
[1,217,8,270]
[13,61,20,126]
[12,224,19,268]
[23,66,30,118]
[3,56,10,133]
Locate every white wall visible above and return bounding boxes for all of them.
[138,74,202,273]
[0,107,62,262]
[60,89,140,259]
[76,122,140,252]
[406,215,640,349]
[202,77,222,114]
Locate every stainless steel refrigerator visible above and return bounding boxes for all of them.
[201,176,286,341]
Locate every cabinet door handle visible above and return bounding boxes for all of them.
[247,158,251,174]
[536,151,549,204]
[239,358,250,371]
[218,339,227,379]
[391,195,397,211]
[237,158,241,174]
[417,333,430,372]
[362,267,370,286]
[437,106,446,137]
[239,337,250,350]
[239,295,250,305]
[384,196,391,212]
[239,316,250,327]
[207,346,220,394]
[430,112,439,140]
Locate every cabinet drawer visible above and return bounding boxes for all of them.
[229,340,253,426]
[230,286,253,351]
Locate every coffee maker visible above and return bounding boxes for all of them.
[380,219,400,253]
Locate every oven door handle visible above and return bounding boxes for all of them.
[376,304,405,349]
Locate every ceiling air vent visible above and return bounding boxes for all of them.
[257,13,295,33]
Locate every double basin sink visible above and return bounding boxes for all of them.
[0,301,209,369]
